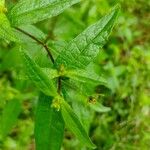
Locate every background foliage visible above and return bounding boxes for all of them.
[0,0,150,150]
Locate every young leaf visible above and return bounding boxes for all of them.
[61,100,96,149]
[55,5,120,69]
[35,93,64,150]
[0,99,21,138]
[20,49,57,97]
[8,0,80,26]
[0,13,17,42]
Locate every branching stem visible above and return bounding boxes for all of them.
[15,27,55,64]
[15,27,63,94]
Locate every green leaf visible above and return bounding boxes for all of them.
[8,0,80,26]
[65,64,111,96]
[0,13,17,42]
[61,100,96,149]
[63,79,95,97]
[15,25,46,43]
[42,68,59,79]
[89,102,111,113]
[35,93,64,150]
[18,68,59,80]
[0,99,21,138]
[55,5,120,69]
[47,40,67,58]
[66,69,107,86]
[20,49,57,97]
[72,101,94,132]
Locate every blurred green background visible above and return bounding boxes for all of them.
[0,0,150,150]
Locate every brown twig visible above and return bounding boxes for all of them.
[15,27,54,64]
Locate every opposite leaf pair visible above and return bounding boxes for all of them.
[20,5,120,149]
[0,0,120,149]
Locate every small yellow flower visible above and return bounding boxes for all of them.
[88,96,97,104]
[58,64,66,76]
[51,96,63,111]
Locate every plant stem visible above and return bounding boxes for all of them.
[57,77,62,94]
[15,27,63,94]
[15,27,54,64]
